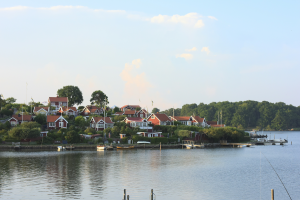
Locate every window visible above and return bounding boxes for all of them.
[92,123,95,128]
[140,114,144,118]
[151,115,155,119]
[59,122,64,127]
[63,103,67,106]
[97,124,104,128]
[49,122,55,127]
[131,123,136,127]
[11,121,17,126]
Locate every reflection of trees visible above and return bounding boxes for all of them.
[45,152,83,199]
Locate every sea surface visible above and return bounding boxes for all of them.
[0,131,299,200]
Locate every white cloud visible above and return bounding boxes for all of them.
[201,47,210,54]
[186,47,197,52]
[0,6,29,11]
[208,16,218,20]
[120,59,153,96]
[150,13,204,28]
[176,53,193,60]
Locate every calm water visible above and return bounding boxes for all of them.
[0,131,299,200]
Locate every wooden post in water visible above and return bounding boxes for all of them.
[123,189,126,200]
[127,195,129,200]
[160,142,161,150]
[271,189,274,200]
[151,189,154,200]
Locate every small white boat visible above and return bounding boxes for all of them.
[57,146,65,151]
[137,141,151,144]
[186,145,193,149]
[97,145,106,151]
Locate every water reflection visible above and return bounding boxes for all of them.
[0,131,299,200]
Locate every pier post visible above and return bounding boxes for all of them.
[123,189,126,200]
[127,195,129,200]
[151,189,153,200]
[271,189,274,200]
[160,142,161,150]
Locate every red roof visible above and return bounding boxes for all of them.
[47,115,60,122]
[126,117,145,122]
[154,114,171,122]
[49,97,68,102]
[171,116,191,121]
[115,112,124,115]
[207,121,218,125]
[137,109,148,114]
[92,117,113,124]
[11,115,32,121]
[192,116,204,123]
[124,110,136,115]
[120,105,140,109]
[33,107,49,112]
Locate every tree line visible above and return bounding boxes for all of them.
[161,101,300,130]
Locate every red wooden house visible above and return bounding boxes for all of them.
[136,109,149,118]
[81,105,104,116]
[169,116,193,125]
[147,113,172,126]
[120,105,140,112]
[57,106,78,116]
[47,115,68,130]
[90,117,114,131]
[123,110,136,117]
[123,117,152,132]
[8,114,33,126]
[48,97,68,112]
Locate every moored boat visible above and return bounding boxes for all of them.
[116,146,134,149]
[65,146,75,150]
[97,145,106,151]
[57,146,66,151]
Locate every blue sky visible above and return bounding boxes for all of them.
[0,0,299,110]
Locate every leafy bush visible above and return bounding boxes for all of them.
[84,127,96,135]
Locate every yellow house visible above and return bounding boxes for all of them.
[33,107,49,115]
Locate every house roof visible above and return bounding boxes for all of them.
[47,115,68,123]
[33,107,49,112]
[120,105,140,109]
[59,107,77,112]
[171,116,191,121]
[192,116,205,123]
[153,114,171,122]
[83,105,102,113]
[115,112,124,115]
[92,117,113,124]
[11,115,32,121]
[137,109,148,114]
[49,97,68,102]
[207,121,218,125]
[124,110,136,115]
[126,117,145,122]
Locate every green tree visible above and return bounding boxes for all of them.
[34,114,47,125]
[20,122,41,129]
[0,109,13,116]
[152,108,160,113]
[5,97,16,104]
[104,127,112,134]
[111,126,120,136]
[57,85,83,106]
[120,126,125,134]
[75,116,88,129]
[90,90,108,107]
[176,130,190,137]
[113,106,120,113]
[135,107,141,111]
[65,130,80,143]
[84,127,96,135]
[125,127,133,136]
[271,110,287,130]
[4,121,11,130]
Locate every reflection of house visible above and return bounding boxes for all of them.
[48,97,68,111]
[33,107,49,115]
[136,109,149,118]
[90,117,114,131]
[120,105,140,112]
[124,110,136,117]
[47,115,68,129]
[57,107,78,116]
[81,105,104,116]
[137,132,162,137]
[123,117,153,131]
[147,113,172,126]
[8,114,33,126]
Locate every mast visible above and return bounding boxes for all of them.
[173,106,174,125]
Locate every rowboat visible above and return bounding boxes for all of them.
[97,145,106,151]
[106,146,114,150]
[116,146,134,149]
[137,141,151,144]
[57,146,66,151]
[65,146,75,150]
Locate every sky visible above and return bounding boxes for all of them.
[0,0,299,110]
